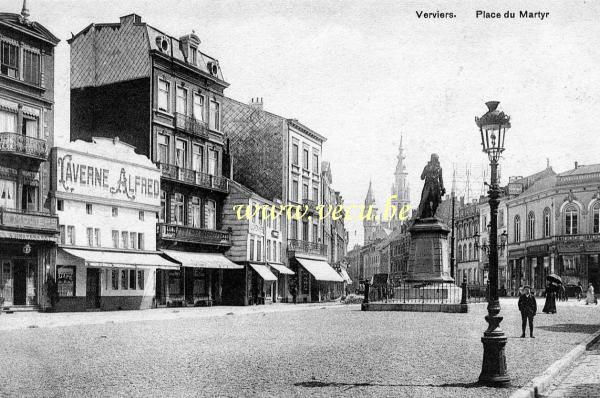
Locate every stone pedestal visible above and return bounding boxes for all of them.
[407,218,453,282]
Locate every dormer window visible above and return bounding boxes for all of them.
[190,46,197,65]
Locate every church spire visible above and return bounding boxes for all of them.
[365,180,376,206]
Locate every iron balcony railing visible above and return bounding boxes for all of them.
[157,162,229,193]
[287,239,327,256]
[157,223,231,246]
[0,132,47,160]
[174,113,209,139]
[555,234,600,242]
[301,198,318,214]
[0,207,59,231]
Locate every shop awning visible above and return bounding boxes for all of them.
[268,262,295,275]
[161,250,243,269]
[339,268,352,284]
[249,263,277,282]
[296,257,344,282]
[58,248,180,269]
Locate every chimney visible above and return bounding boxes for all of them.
[120,14,142,25]
[249,97,264,111]
[575,161,578,169]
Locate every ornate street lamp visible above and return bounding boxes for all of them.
[475,101,511,387]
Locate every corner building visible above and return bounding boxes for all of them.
[68,14,237,306]
[0,4,60,310]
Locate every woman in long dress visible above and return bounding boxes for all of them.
[585,283,597,305]
[542,283,557,314]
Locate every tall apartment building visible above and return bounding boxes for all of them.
[0,3,59,309]
[68,14,238,306]
[223,97,343,303]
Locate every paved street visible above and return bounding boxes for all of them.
[0,299,599,397]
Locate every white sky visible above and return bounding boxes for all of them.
[7,0,600,247]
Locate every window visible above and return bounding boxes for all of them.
[112,207,118,217]
[544,208,551,237]
[94,228,101,247]
[303,148,309,169]
[291,220,298,240]
[112,269,119,290]
[190,46,198,65]
[139,211,145,221]
[292,143,299,166]
[67,226,75,245]
[514,216,521,242]
[129,270,136,289]
[257,241,262,262]
[313,187,319,202]
[173,193,185,225]
[193,93,204,122]
[86,228,94,246]
[121,232,129,249]
[278,242,281,261]
[59,225,66,244]
[158,79,170,112]
[312,222,318,243]
[594,203,600,234]
[302,183,309,200]
[266,240,271,261]
[1,42,19,78]
[527,212,535,240]
[313,154,319,173]
[22,117,38,138]
[205,199,216,229]
[498,209,504,228]
[468,243,473,261]
[160,190,166,222]
[23,49,40,85]
[175,139,187,169]
[137,270,145,290]
[192,144,204,173]
[138,233,145,250]
[176,86,188,114]
[302,221,309,241]
[157,134,169,164]
[130,232,138,250]
[57,267,76,297]
[292,180,299,202]
[57,199,64,211]
[273,242,277,262]
[0,179,16,209]
[86,204,93,215]
[208,149,217,176]
[565,206,578,235]
[20,185,37,212]
[121,269,129,290]
[0,110,17,134]
[191,197,202,228]
[250,238,255,261]
[209,100,221,131]
[112,230,119,248]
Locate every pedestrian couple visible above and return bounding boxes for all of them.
[518,285,536,338]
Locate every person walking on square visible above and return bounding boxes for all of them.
[542,283,557,314]
[519,285,537,338]
[585,283,597,305]
[577,282,584,301]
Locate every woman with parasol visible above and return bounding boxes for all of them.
[543,274,561,314]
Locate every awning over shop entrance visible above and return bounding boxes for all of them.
[339,268,352,284]
[296,257,344,282]
[249,263,278,282]
[268,262,295,275]
[58,248,180,269]
[161,250,243,269]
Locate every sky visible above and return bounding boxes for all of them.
[6,0,600,247]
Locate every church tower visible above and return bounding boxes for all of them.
[363,180,379,244]
[390,135,410,230]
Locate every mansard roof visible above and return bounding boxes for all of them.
[0,13,59,45]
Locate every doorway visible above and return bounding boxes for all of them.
[85,268,101,309]
[13,260,27,305]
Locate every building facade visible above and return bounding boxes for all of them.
[51,138,179,311]
[0,4,60,310]
[455,198,481,284]
[68,14,236,306]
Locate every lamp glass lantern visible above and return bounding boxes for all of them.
[475,101,511,162]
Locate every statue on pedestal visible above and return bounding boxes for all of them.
[416,153,446,220]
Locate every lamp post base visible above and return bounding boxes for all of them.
[478,306,511,387]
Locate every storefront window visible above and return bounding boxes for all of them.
[137,270,144,290]
[168,270,181,295]
[129,270,136,289]
[111,269,119,290]
[57,267,75,297]
[193,268,206,295]
[121,269,128,290]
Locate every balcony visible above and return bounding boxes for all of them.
[158,163,229,193]
[157,223,231,246]
[0,208,59,232]
[0,132,47,161]
[174,113,209,139]
[287,239,327,257]
[302,198,318,215]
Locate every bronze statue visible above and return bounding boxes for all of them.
[416,154,446,219]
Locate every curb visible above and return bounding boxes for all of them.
[509,328,600,398]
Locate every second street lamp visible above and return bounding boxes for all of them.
[475,101,511,387]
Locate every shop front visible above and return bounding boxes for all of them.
[54,248,179,311]
[247,262,277,305]
[160,250,243,306]
[291,255,344,302]
[268,262,294,303]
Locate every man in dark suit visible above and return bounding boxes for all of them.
[518,285,537,338]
